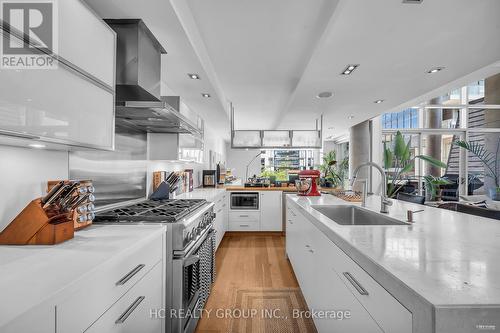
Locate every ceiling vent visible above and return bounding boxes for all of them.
[402,0,423,3]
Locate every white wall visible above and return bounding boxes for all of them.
[0,146,68,232]
[225,145,262,182]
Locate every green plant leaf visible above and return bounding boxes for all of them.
[383,142,393,169]
[400,162,415,174]
[415,155,447,168]
[393,131,407,159]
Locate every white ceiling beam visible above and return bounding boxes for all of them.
[271,0,345,129]
[169,0,230,119]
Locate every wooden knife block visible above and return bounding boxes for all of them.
[0,198,74,245]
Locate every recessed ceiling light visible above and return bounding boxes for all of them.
[341,64,359,75]
[427,67,444,74]
[374,99,385,104]
[201,93,211,98]
[29,143,46,149]
[316,91,333,98]
[348,115,355,120]
[188,73,200,79]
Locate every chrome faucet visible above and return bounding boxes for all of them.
[350,162,392,213]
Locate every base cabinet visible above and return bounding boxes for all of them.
[228,191,282,232]
[214,193,228,249]
[260,191,282,231]
[85,262,163,333]
[286,203,412,333]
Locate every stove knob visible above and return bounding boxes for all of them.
[196,227,202,235]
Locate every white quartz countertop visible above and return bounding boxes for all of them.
[0,225,165,327]
[176,188,226,201]
[288,194,500,307]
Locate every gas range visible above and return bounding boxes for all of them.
[94,198,214,252]
[94,199,207,223]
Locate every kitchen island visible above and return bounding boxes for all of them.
[287,194,500,333]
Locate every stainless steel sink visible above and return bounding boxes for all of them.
[311,205,409,226]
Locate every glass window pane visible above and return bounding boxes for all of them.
[463,132,500,198]
[468,80,485,102]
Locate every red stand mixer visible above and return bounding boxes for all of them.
[295,170,321,196]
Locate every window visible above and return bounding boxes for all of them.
[380,73,500,200]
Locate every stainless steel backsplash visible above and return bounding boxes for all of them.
[69,132,147,207]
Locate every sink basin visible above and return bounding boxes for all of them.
[311,205,409,226]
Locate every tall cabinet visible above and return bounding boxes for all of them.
[0,0,116,150]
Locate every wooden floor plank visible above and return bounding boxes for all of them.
[195,233,302,333]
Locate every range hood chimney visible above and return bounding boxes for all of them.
[105,19,167,102]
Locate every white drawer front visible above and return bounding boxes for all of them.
[229,211,260,222]
[57,233,163,333]
[229,219,260,231]
[311,222,412,333]
[85,262,163,333]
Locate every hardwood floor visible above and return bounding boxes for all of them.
[195,232,312,333]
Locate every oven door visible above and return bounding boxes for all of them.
[172,229,216,333]
[230,192,259,210]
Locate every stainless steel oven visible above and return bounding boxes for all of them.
[230,192,259,210]
[172,225,216,333]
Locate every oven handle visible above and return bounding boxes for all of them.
[174,226,214,258]
[231,192,259,197]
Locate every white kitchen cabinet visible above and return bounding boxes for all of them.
[58,0,116,87]
[286,203,412,333]
[260,191,282,231]
[0,2,115,150]
[85,262,163,333]
[57,233,163,333]
[214,192,228,249]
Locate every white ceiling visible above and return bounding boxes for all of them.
[85,0,500,141]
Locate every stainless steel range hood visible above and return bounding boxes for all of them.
[105,19,202,138]
[115,99,203,138]
[105,19,166,102]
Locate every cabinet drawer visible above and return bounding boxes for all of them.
[311,223,412,333]
[229,211,260,222]
[229,219,260,231]
[85,262,163,333]
[57,233,163,333]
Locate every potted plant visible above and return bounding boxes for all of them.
[320,151,349,189]
[384,131,448,198]
[454,137,500,201]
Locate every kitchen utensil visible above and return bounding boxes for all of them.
[42,184,70,209]
[69,194,90,212]
[41,181,64,205]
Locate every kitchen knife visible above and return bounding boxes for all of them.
[56,182,79,205]
[41,181,64,205]
[68,194,90,212]
[60,194,81,212]
[42,183,70,209]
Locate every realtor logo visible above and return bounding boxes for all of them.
[1,0,58,69]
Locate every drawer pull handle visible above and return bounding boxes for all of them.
[115,296,145,324]
[240,224,250,227]
[116,264,145,286]
[343,272,369,296]
[239,215,249,217]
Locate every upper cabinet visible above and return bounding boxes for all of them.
[58,0,116,87]
[0,0,116,150]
